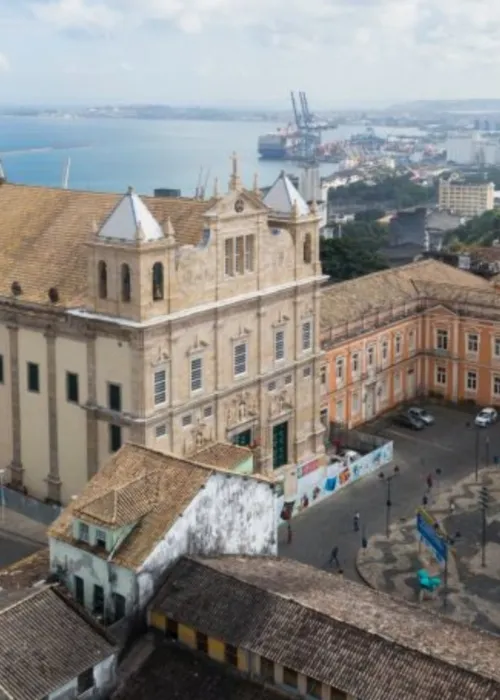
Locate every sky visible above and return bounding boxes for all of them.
[0,0,500,107]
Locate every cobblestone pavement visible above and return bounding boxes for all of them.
[356,465,500,634]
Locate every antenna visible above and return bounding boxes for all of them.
[62,157,71,189]
[201,167,211,199]
[195,166,203,198]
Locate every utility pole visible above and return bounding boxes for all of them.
[485,436,490,467]
[475,428,480,482]
[479,485,489,568]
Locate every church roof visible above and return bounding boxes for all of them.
[98,187,164,242]
[263,170,310,216]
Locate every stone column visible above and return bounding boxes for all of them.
[45,329,61,503]
[7,323,23,487]
[86,333,98,479]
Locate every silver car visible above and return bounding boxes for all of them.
[408,407,435,425]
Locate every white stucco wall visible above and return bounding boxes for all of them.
[49,539,137,617]
[137,473,277,607]
[48,654,117,700]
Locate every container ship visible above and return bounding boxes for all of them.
[258,128,300,160]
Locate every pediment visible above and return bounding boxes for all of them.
[426,303,457,317]
[205,189,268,219]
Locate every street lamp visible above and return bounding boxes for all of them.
[466,421,480,482]
[378,465,400,538]
[0,469,5,523]
[438,525,460,610]
[479,485,489,568]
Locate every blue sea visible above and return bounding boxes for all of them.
[0,116,422,196]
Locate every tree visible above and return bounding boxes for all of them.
[443,209,500,248]
[320,237,389,283]
[328,175,436,210]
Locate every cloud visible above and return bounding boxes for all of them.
[0,53,9,72]
[30,0,120,32]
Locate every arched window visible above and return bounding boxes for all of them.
[303,233,312,264]
[98,261,107,299]
[152,262,164,301]
[121,263,131,302]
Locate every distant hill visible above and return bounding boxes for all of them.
[389,99,500,113]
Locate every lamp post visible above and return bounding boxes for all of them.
[466,421,480,482]
[378,465,400,538]
[485,436,491,468]
[0,469,5,523]
[479,485,489,568]
[440,527,460,610]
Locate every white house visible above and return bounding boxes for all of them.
[48,443,277,624]
[0,584,117,700]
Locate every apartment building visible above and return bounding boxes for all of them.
[0,163,325,504]
[320,259,498,429]
[438,179,494,218]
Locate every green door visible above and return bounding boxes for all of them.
[233,429,252,447]
[273,422,288,469]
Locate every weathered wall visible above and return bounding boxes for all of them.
[48,654,117,700]
[137,473,277,607]
[49,539,136,616]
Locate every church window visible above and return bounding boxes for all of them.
[98,261,107,299]
[121,263,131,302]
[152,262,164,300]
[303,233,312,264]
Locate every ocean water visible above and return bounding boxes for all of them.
[0,116,422,196]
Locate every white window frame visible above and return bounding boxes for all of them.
[335,399,345,422]
[436,365,447,386]
[302,321,312,352]
[153,367,167,406]
[275,329,285,362]
[394,334,402,357]
[244,235,255,272]
[493,375,500,396]
[394,371,401,395]
[224,238,234,277]
[79,522,89,543]
[320,365,327,386]
[466,370,477,392]
[352,391,360,414]
[320,407,329,427]
[336,357,345,382]
[190,356,203,393]
[467,333,479,354]
[408,329,416,353]
[234,341,248,378]
[351,352,360,376]
[494,338,500,358]
[381,340,388,362]
[155,423,167,438]
[436,329,449,351]
[367,345,375,367]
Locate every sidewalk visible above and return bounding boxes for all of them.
[356,465,500,635]
[0,507,48,546]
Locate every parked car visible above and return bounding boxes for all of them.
[393,413,425,431]
[474,407,498,427]
[407,407,435,425]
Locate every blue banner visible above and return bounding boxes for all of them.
[417,511,447,563]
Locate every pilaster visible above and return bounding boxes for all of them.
[86,334,98,479]
[7,323,23,487]
[45,329,61,502]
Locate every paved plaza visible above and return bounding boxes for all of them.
[357,464,500,634]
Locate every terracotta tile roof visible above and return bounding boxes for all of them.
[0,549,49,591]
[193,442,253,470]
[151,556,500,700]
[0,585,116,700]
[0,182,215,306]
[320,258,492,329]
[111,641,288,700]
[48,444,270,570]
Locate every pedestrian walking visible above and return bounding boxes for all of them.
[426,473,433,490]
[449,499,456,515]
[353,512,360,532]
[287,522,292,544]
[329,546,339,567]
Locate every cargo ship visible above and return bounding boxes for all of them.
[258,128,299,160]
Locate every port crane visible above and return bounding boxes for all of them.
[289,90,336,163]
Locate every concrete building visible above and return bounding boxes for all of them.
[438,179,494,218]
[320,259,497,429]
[112,554,500,700]
[0,584,117,700]
[0,160,325,505]
[47,443,277,624]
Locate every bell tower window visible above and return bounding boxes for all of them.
[98,261,107,299]
[303,233,312,264]
[121,264,131,302]
[152,262,164,301]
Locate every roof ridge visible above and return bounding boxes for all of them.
[189,556,500,685]
[0,583,53,616]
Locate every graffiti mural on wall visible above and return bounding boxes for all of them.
[276,441,394,521]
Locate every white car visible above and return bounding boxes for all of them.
[474,407,498,427]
